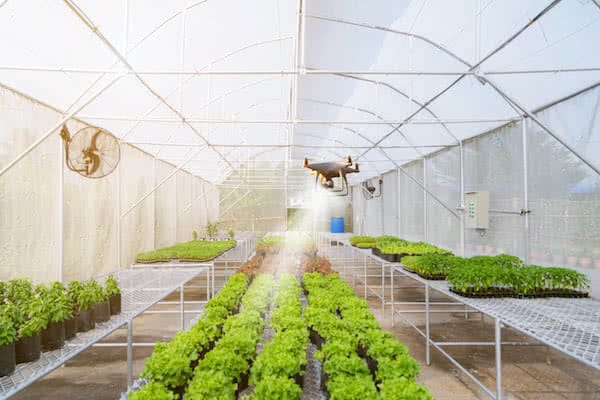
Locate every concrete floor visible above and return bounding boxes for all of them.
[11,269,600,400]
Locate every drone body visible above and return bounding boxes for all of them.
[303,156,359,196]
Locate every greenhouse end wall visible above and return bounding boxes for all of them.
[353,85,600,299]
[0,86,220,283]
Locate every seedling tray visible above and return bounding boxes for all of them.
[401,267,447,281]
[449,288,589,299]
[449,288,518,298]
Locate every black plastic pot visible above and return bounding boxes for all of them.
[109,293,122,315]
[0,342,16,377]
[15,333,41,364]
[93,301,111,323]
[41,321,65,351]
[64,317,78,339]
[77,308,95,332]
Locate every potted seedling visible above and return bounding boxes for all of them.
[39,283,71,351]
[0,302,17,377]
[74,282,96,332]
[15,295,45,363]
[67,281,84,335]
[105,275,122,315]
[88,280,110,323]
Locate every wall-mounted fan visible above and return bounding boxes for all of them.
[362,178,383,200]
[60,124,120,179]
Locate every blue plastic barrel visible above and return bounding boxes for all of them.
[330,217,345,233]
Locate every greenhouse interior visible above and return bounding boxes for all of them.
[1,0,600,399]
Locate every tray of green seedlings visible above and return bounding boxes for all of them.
[402,254,470,280]
[447,255,590,299]
[372,238,408,261]
[135,240,237,263]
[375,241,452,263]
[303,273,432,400]
[348,235,377,248]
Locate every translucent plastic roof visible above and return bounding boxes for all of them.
[1,0,599,186]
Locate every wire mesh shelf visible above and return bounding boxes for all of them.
[395,269,600,370]
[0,267,205,399]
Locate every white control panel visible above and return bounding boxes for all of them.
[464,191,489,229]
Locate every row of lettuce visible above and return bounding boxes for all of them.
[350,235,590,297]
[0,276,121,377]
[304,272,432,399]
[130,273,432,399]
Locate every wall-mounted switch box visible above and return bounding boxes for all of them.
[464,191,489,229]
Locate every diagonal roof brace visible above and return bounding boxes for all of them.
[63,0,248,185]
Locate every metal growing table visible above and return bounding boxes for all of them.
[0,267,205,399]
[317,233,600,400]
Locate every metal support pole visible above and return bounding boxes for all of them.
[522,118,530,264]
[180,285,185,330]
[211,262,215,298]
[206,268,210,301]
[58,123,64,282]
[381,263,385,317]
[117,145,122,268]
[425,282,431,365]
[495,318,502,400]
[127,320,133,388]
[363,255,367,299]
[423,158,427,242]
[459,140,465,256]
[391,267,395,327]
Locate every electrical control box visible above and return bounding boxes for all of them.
[464,191,489,229]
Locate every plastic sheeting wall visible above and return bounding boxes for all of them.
[353,85,600,298]
[0,86,220,283]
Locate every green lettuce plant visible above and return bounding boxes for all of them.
[252,376,301,400]
[185,370,235,400]
[128,382,176,400]
[379,377,433,400]
[140,340,195,389]
[326,375,379,400]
